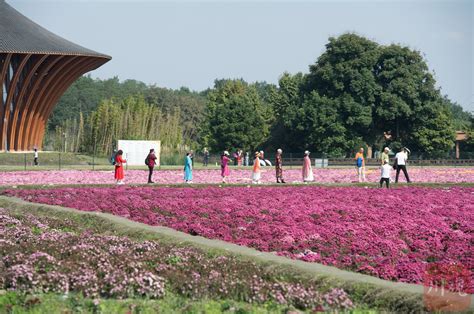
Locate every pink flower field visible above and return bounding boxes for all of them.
[5,185,473,292]
[0,167,473,186]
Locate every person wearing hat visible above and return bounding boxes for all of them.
[275,148,285,183]
[395,147,411,183]
[252,151,262,184]
[221,151,231,183]
[380,147,390,165]
[302,150,314,183]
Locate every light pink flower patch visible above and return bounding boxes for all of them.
[0,167,473,186]
[5,185,473,292]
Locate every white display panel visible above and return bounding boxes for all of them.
[117,140,161,166]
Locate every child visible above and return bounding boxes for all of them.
[354,147,366,182]
[380,160,391,188]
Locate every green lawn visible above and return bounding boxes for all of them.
[0,291,306,314]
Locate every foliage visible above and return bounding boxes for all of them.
[445,97,473,131]
[0,291,302,314]
[270,33,458,157]
[47,34,472,158]
[373,44,455,157]
[48,77,206,154]
[200,79,273,153]
[51,96,183,156]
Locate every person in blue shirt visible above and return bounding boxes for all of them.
[184,152,193,183]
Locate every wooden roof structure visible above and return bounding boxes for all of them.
[0,0,111,151]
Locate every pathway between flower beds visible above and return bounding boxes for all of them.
[5,185,473,292]
[0,167,473,186]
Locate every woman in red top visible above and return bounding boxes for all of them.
[114,150,126,184]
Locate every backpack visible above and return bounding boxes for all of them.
[145,156,150,166]
[356,157,363,167]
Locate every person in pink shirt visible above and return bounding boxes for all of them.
[302,150,314,183]
[221,151,231,183]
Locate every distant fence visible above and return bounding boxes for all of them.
[184,152,474,167]
[0,152,109,170]
[0,152,473,171]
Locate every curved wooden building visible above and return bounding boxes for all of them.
[0,0,111,151]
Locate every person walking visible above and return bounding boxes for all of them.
[354,148,366,182]
[395,147,411,183]
[259,150,266,166]
[33,148,39,166]
[252,152,262,184]
[275,148,285,183]
[380,147,390,165]
[146,148,157,183]
[237,149,243,166]
[110,149,117,165]
[203,148,209,167]
[244,152,249,166]
[233,151,239,166]
[184,152,193,183]
[114,150,126,185]
[302,150,314,183]
[221,151,231,183]
[380,160,391,188]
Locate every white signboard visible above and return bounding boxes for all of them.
[314,158,328,168]
[117,140,161,166]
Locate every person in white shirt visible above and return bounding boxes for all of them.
[33,148,39,166]
[395,147,411,183]
[380,160,391,188]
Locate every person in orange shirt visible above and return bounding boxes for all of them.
[354,147,366,182]
[252,151,262,184]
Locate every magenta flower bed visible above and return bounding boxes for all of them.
[5,185,473,292]
[0,167,473,186]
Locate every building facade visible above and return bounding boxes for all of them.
[0,0,111,151]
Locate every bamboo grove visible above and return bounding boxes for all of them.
[52,96,182,155]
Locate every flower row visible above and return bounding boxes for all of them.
[0,208,353,311]
[6,185,473,293]
[0,167,473,186]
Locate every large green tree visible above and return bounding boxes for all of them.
[373,44,455,156]
[270,33,457,157]
[200,79,271,153]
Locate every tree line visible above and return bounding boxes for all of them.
[46,77,206,155]
[201,34,473,158]
[47,33,473,158]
